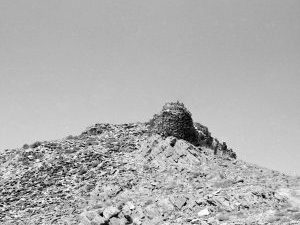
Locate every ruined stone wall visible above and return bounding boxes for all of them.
[149,102,237,158]
[149,102,200,146]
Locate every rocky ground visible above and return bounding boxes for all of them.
[1,118,300,224]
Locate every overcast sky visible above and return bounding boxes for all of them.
[0,0,299,175]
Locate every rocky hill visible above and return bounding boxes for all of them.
[0,102,299,225]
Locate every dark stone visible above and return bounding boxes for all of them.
[149,102,200,146]
[170,138,177,147]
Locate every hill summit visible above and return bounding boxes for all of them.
[0,102,299,225]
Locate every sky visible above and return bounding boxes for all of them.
[0,0,299,175]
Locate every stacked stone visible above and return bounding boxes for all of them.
[194,122,213,147]
[149,102,200,146]
[211,138,237,159]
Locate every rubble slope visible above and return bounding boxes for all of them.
[1,106,300,225]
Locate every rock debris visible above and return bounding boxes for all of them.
[0,102,299,225]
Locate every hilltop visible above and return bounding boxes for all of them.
[0,102,299,225]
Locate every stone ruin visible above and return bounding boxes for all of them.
[149,102,237,159]
[149,102,200,146]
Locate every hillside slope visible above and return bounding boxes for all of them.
[0,103,299,225]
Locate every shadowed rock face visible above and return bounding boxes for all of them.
[149,102,200,146]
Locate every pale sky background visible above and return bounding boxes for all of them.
[0,0,299,175]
